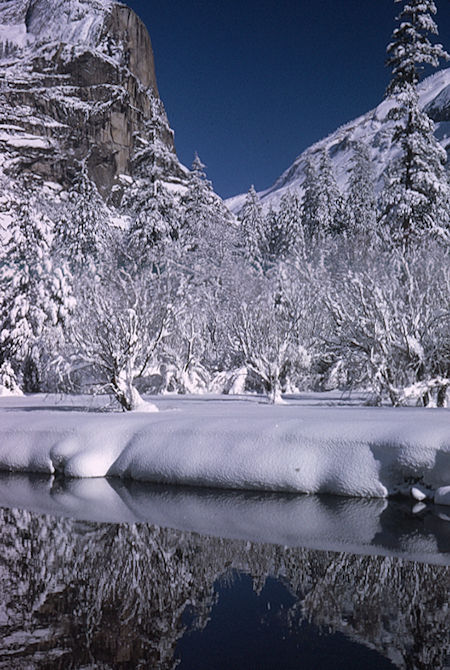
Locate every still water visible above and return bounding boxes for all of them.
[0,474,449,669]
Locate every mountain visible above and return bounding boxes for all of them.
[226,68,450,214]
[0,0,188,232]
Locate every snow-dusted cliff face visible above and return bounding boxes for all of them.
[227,68,450,213]
[0,0,186,204]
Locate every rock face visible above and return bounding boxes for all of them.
[0,0,187,202]
[226,68,450,213]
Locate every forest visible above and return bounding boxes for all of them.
[0,0,449,409]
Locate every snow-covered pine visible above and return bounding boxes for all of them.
[300,151,342,244]
[380,0,450,247]
[344,141,377,240]
[52,167,112,271]
[0,200,75,391]
[127,181,181,266]
[386,0,448,94]
[238,185,267,272]
[276,190,306,261]
[299,157,321,242]
[263,200,301,267]
[179,154,235,284]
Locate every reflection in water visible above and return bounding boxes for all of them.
[0,504,449,669]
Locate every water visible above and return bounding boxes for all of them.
[0,474,449,669]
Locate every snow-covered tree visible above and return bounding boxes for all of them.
[0,202,75,391]
[263,193,305,266]
[228,263,316,403]
[127,181,180,266]
[53,167,112,271]
[379,0,450,246]
[69,265,175,411]
[239,185,267,271]
[344,142,377,239]
[181,155,230,249]
[301,151,342,243]
[325,244,450,406]
[276,190,306,260]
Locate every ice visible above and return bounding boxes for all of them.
[0,394,449,505]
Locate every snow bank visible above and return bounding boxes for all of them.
[0,395,449,504]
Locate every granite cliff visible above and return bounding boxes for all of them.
[0,0,187,212]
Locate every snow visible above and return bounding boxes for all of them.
[0,133,53,149]
[0,384,23,397]
[0,394,449,505]
[226,67,450,214]
[0,23,30,49]
[435,486,450,506]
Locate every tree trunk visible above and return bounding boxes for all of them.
[112,367,146,411]
[267,377,283,404]
[437,384,448,408]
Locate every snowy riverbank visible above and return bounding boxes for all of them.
[0,393,449,505]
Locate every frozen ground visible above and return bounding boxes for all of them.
[0,393,449,505]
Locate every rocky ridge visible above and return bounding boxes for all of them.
[0,0,188,227]
[226,68,450,213]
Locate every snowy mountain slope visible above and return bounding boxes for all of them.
[226,68,450,214]
[0,0,188,224]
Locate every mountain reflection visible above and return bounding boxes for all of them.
[0,497,449,669]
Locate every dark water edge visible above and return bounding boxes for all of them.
[0,472,449,564]
[0,475,449,669]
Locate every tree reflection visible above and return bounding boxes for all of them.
[0,507,448,669]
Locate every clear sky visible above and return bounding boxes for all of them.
[122,0,450,199]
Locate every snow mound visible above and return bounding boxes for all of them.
[0,397,449,503]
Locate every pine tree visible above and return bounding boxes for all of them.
[277,190,305,259]
[181,155,227,243]
[380,0,450,246]
[301,151,342,242]
[345,142,377,237]
[127,181,180,266]
[179,155,234,277]
[0,202,74,390]
[53,167,111,270]
[301,157,321,242]
[239,185,267,270]
[263,192,305,265]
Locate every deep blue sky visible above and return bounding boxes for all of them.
[122,0,450,199]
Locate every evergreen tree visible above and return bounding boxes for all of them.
[344,142,377,237]
[301,151,342,242]
[277,190,305,260]
[262,192,305,266]
[380,0,450,246]
[239,185,267,271]
[179,155,234,277]
[127,181,180,266]
[53,167,111,271]
[181,155,227,243]
[301,157,321,242]
[0,202,74,390]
